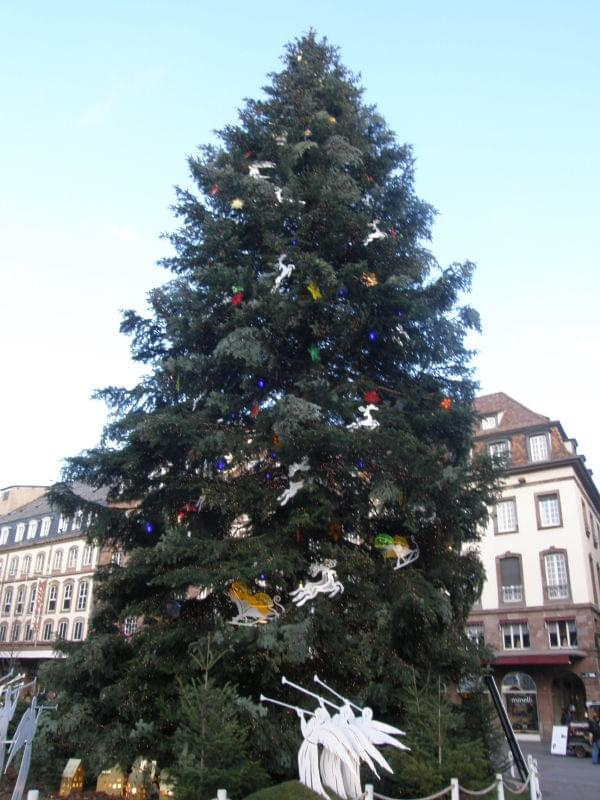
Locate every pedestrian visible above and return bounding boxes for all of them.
[589,709,600,764]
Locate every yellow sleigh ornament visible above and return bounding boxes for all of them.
[228,580,284,626]
[374,534,420,571]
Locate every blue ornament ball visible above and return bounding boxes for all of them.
[144,521,154,535]
[368,330,378,342]
[265,471,273,480]
[356,458,366,470]
[216,457,227,471]
[257,378,266,390]
[338,287,348,298]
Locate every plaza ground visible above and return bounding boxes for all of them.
[521,741,599,800]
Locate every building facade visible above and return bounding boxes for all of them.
[468,393,600,740]
[0,483,114,672]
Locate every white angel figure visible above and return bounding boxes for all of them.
[290,561,344,606]
[4,696,46,800]
[273,187,305,206]
[278,480,305,506]
[278,457,310,506]
[289,456,310,477]
[347,404,380,431]
[248,160,276,180]
[272,254,296,292]
[314,675,409,750]
[229,513,252,537]
[363,220,388,245]
[279,678,398,800]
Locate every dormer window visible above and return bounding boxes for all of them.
[15,523,25,542]
[528,433,550,463]
[481,414,499,430]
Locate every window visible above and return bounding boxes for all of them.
[502,622,530,649]
[62,584,73,612]
[72,510,83,531]
[77,581,89,611]
[594,518,599,550]
[8,557,18,577]
[544,552,569,599]
[40,517,51,537]
[67,547,78,569]
[489,440,510,461]
[15,587,25,615]
[481,415,498,430]
[548,620,577,648]
[15,523,25,542]
[123,616,137,636]
[57,620,68,639]
[0,527,9,545]
[28,585,36,614]
[24,623,33,641]
[583,500,591,536]
[496,499,518,533]
[26,519,38,539]
[47,585,58,613]
[42,621,53,641]
[82,545,93,567]
[53,550,63,571]
[3,588,12,616]
[21,556,30,576]
[73,620,84,641]
[57,515,70,533]
[537,494,562,528]
[0,624,7,642]
[35,552,45,573]
[529,434,549,462]
[466,624,485,645]
[111,551,123,567]
[500,557,523,603]
[10,622,19,642]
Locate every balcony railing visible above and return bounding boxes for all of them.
[548,584,569,599]
[502,584,523,602]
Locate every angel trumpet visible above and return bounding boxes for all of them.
[313,674,362,712]
[281,676,339,710]
[260,694,314,716]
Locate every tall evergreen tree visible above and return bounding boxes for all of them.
[39,32,496,792]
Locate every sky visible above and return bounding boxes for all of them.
[1,0,599,488]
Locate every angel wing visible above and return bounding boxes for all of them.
[9,742,31,800]
[4,702,37,773]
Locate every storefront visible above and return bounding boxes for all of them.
[501,672,539,736]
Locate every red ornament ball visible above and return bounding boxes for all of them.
[440,397,453,410]
[363,389,382,405]
[232,291,244,307]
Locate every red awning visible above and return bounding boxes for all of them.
[494,654,572,666]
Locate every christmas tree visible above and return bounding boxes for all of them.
[38,31,496,793]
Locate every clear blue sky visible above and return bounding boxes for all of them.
[1,0,599,488]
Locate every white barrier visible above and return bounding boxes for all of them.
[216,758,542,800]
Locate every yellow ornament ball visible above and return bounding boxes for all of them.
[231,198,244,210]
[328,115,337,124]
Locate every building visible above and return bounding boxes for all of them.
[468,392,600,741]
[0,483,117,673]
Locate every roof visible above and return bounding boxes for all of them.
[474,393,550,433]
[62,758,83,777]
[0,483,110,551]
[0,483,109,523]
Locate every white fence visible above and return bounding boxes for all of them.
[213,754,542,800]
